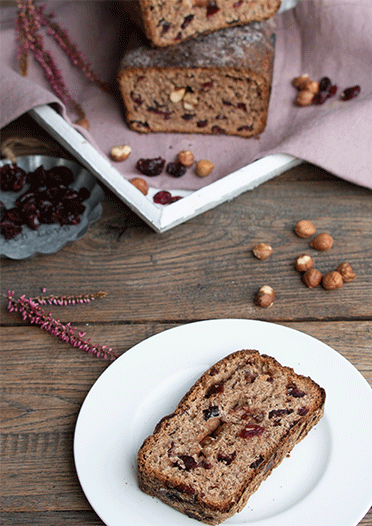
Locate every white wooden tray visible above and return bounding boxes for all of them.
[29,105,301,233]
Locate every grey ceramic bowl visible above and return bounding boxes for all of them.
[0,156,104,259]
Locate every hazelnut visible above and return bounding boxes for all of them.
[337,262,356,282]
[295,220,316,238]
[196,160,214,177]
[292,74,311,90]
[302,268,322,288]
[110,144,132,162]
[130,177,148,195]
[255,285,275,308]
[295,254,314,272]
[295,90,314,106]
[177,150,194,167]
[170,87,186,103]
[310,233,334,251]
[75,117,90,130]
[306,80,320,94]
[183,92,198,110]
[322,271,343,290]
[252,243,273,260]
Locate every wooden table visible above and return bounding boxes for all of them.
[1,116,371,525]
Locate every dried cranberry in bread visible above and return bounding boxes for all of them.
[134,0,281,47]
[137,349,325,525]
[118,21,275,138]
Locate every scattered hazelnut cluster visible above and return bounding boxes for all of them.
[252,219,356,308]
[293,74,361,107]
[294,219,356,290]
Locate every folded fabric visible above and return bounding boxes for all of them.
[1,0,371,190]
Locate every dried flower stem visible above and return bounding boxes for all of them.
[15,0,109,120]
[7,291,118,360]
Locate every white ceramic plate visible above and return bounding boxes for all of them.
[74,319,372,526]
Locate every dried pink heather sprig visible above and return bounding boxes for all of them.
[15,0,109,120]
[7,291,118,360]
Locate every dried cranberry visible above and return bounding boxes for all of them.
[136,157,165,176]
[206,0,220,16]
[166,162,187,178]
[47,165,74,186]
[250,455,264,469]
[203,405,220,420]
[147,106,172,119]
[328,85,338,97]
[313,91,329,105]
[211,125,226,134]
[217,451,236,465]
[178,455,198,471]
[0,220,23,239]
[341,85,361,101]
[287,384,305,398]
[206,382,224,397]
[297,406,309,416]
[199,459,212,469]
[181,14,194,29]
[0,163,27,192]
[168,195,183,203]
[237,102,247,112]
[182,113,195,120]
[160,21,170,35]
[319,77,332,92]
[153,191,172,204]
[130,91,143,105]
[268,408,293,419]
[244,372,257,383]
[239,424,265,439]
[200,81,213,91]
[197,120,208,128]
[233,0,243,6]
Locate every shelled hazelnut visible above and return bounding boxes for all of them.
[196,160,214,177]
[302,268,323,288]
[110,145,132,162]
[130,177,148,195]
[295,220,316,238]
[337,262,356,282]
[322,271,343,290]
[252,243,273,260]
[295,254,314,272]
[310,233,334,251]
[255,286,275,308]
[177,150,194,167]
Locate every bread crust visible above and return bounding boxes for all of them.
[137,349,325,525]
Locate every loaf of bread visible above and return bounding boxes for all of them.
[118,21,275,138]
[134,0,281,47]
[137,349,325,525]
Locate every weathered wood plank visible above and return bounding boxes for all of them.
[1,166,371,325]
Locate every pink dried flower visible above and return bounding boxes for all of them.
[15,0,109,120]
[7,290,118,360]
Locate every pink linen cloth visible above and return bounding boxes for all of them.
[1,0,371,191]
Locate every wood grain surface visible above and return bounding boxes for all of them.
[1,120,371,525]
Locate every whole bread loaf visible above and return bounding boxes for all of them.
[135,0,281,47]
[118,21,275,138]
[137,349,325,525]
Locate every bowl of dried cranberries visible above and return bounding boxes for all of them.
[0,156,104,259]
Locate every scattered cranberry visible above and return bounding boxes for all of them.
[166,162,187,178]
[181,14,194,29]
[287,384,305,398]
[160,21,170,35]
[313,90,329,105]
[168,195,183,203]
[136,157,165,176]
[268,408,293,419]
[341,85,361,101]
[178,455,198,471]
[153,190,172,204]
[319,76,332,92]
